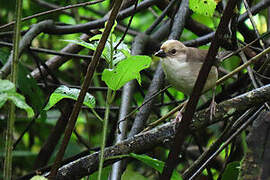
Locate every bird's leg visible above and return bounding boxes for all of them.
[209,86,217,120]
[173,100,187,131]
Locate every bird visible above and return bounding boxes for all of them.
[155,40,218,120]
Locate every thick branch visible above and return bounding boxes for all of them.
[35,83,270,179]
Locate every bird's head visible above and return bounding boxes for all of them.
[155,40,186,60]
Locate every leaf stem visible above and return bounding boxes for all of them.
[90,108,103,122]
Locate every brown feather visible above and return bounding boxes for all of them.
[186,47,208,63]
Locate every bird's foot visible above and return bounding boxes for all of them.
[173,111,183,132]
[209,100,217,121]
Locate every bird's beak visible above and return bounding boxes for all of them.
[155,50,166,58]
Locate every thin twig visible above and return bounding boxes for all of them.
[117,85,171,126]
[0,41,93,59]
[189,106,263,180]
[0,0,104,30]
[216,45,270,86]
[145,0,177,35]
[114,0,138,50]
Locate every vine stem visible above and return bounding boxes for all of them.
[4,0,22,179]
[98,20,116,180]
[98,88,113,180]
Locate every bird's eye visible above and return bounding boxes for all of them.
[170,49,176,55]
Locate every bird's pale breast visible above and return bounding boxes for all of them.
[162,58,217,95]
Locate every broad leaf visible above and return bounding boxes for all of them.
[90,34,102,41]
[0,48,9,64]
[63,39,96,51]
[18,64,45,115]
[130,153,182,180]
[221,161,240,180]
[102,55,151,90]
[64,20,129,65]
[8,93,34,117]
[0,93,7,108]
[112,40,131,65]
[30,175,48,180]
[0,79,34,118]
[0,92,34,118]
[190,0,217,17]
[44,85,95,110]
[0,79,15,93]
[64,39,111,62]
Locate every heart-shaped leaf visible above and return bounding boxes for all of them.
[102,55,151,90]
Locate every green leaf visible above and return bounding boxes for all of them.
[18,64,45,114]
[190,0,217,17]
[122,164,149,180]
[110,21,117,34]
[8,93,35,118]
[0,79,15,93]
[129,153,182,180]
[63,39,96,51]
[63,39,111,62]
[0,92,34,118]
[101,20,117,34]
[90,34,102,41]
[64,20,129,65]
[0,79,34,118]
[0,48,9,64]
[30,175,48,180]
[44,85,96,110]
[112,40,131,65]
[221,161,240,180]
[101,55,151,90]
[0,93,8,108]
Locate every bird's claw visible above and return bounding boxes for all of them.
[210,100,217,121]
[173,111,183,132]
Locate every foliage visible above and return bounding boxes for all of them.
[129,153,182,180]
[221,162,240,180]
[44,85,96,110]
[30,175,48,180]
[102,55,151,90]
[0,79,34,118]
[189,0,217,17]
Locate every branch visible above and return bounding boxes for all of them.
[16,83,270,179]
[0,20,53,79]
[0,0,103,30]
[239,111,270,179]
[0,41,93,60]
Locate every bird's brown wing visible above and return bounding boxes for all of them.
[186,47,208,63]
